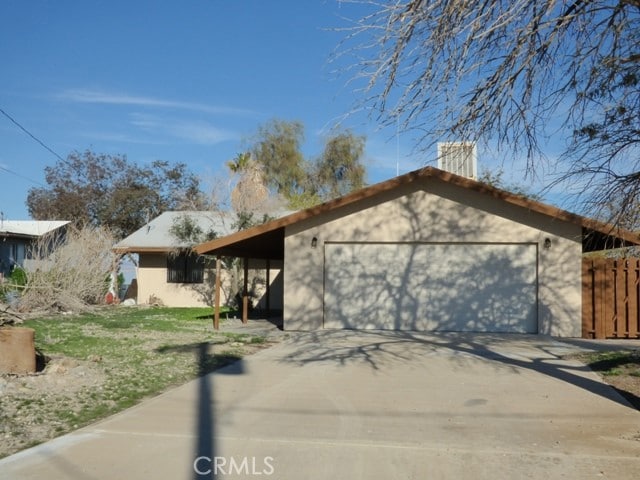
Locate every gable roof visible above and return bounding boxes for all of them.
[0,220,70,239]
[194,166,640,259]
[113,211,236,254]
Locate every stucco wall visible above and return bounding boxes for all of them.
[136,254,284,309]
[249,259,284,311]
[283,179,582,336]
[137,253,217,307]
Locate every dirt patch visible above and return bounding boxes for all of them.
[605,375,640,410]
[0,356,106,452]
[570,350,640,411]
[0,315,285,459]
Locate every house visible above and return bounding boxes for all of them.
[113,211,284,309]
[195,167,640,337]
[0,220,70,280]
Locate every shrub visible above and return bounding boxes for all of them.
[19,226,120,312]
[0,267,28,304]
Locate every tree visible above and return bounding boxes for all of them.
[169,214,217,245]
[227,152,270,214]
[340,0,640,224]
[251,119,308,199]
[27,150,206,239]
[313,130,366,199]
[249,119,368,208]
[226,151,252,174]
[477,168,542,201]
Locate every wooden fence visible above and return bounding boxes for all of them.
[582,258,640,339]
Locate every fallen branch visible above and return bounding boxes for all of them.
[0,304,24,326]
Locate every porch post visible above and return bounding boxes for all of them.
[265,258,271,317]
[242,257,249,324]
[213,256,221,331]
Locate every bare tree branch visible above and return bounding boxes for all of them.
[19,227,119,313]
[338,0,639,225]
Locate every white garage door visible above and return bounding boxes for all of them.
[324,243,538,333]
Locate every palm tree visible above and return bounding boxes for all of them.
[226,152,252,174]
[226,152,269,214]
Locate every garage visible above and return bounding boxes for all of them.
[324,242,538,333]
[196,167,640,337]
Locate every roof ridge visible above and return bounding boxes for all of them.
[195,166,639,256]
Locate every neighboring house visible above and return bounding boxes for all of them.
[113,211,284,309]
[0,220,70,280]
[195,166,640,337]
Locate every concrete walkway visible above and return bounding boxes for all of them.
[1,331,639,479]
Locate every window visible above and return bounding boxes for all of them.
[166,252,205,284]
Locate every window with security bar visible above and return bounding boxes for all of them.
[166,251,205,284]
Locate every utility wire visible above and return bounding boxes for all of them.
[0,165,45,187]
[0,106,66,162]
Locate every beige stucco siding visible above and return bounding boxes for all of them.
[283,179,582,336]
[136,254,284,309]
[137,253,216,307]
[249,260,284,311]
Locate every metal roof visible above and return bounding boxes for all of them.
[0,220,70,238]
[113,211,236,253]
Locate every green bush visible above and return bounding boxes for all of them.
[10,267,27,287]
[1,267,27,303]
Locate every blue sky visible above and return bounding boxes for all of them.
[0,0,540,220]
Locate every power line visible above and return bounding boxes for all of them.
[0,106,65,162]
[0,165,45,187]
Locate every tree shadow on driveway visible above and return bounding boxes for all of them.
[280,330,639,411]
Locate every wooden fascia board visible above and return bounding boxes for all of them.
[0,233,35,241]
[112,247,176,254]
[194,172,423,255]
[195,227,285,256]
[429,168,640,245]
[194,166,640,255]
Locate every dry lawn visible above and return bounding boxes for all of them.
[0,306,284,459]
[573,350,640,410]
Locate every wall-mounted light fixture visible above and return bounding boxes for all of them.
[311,236,318,249]
[543,238,552,250]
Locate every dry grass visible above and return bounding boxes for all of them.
[575,350,640,410]
[0,306,281,459]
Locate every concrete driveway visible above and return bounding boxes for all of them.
[1,331,639,479]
